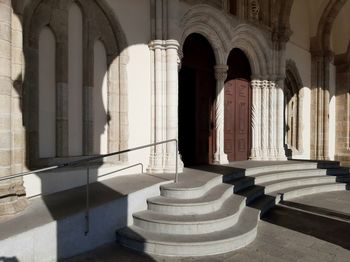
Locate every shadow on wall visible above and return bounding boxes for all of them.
[6,0,153,260]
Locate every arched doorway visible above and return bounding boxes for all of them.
[225,48,252,161]
[284,60,303,157]
[179,33,216,166]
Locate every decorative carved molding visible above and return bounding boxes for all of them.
[214,65,228,81]
[249,0,260,21]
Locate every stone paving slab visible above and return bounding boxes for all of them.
[292,191,350,214]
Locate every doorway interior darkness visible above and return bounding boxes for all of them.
[224,48,252,161]
[179,33,216,166]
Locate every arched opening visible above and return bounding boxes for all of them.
[24,0,128,167]
[179,33,216,166]
[225,48,252,161]
[284,62,303,157]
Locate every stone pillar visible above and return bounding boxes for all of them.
[83,21,94,155]
[56,38,69,157]
[107,58,120,159]
[276,79,287,160]
[148,40,165,173]
[0,0,27,216]
[268,81,277,159]
[250,79,262,160]
[261,80,269,159]
[310,53,331,160]
[164,40,183,172]
[213,65,229,164]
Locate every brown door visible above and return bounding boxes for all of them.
[224,79,251,161]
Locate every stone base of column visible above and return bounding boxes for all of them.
[0,180,28,216]
[250,148,261,160]
[276,148,287,160]
[0,197,28,216]
[261,149,269,160]
[268,148,277,160]
[213,151,229,164]
[163,152,184,174]
[146,153,165,174]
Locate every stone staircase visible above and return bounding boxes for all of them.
[116,161,350,257]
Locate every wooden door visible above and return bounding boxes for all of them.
[224,79,251,161]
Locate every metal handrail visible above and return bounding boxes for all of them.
[0,139,179,235]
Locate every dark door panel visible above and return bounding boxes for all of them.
[224,79,251,161]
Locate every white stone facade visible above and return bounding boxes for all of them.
[1,0,350,215]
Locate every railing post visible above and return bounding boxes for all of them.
[175,139,178,183]
[85,163,90,235]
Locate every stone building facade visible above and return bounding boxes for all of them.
[0,0,349,216]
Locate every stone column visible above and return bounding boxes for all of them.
[268,81,277,159]
[164,40,183,172]
[276,79,287,160]
[56,34,69,157]
[147,40,165,173]
[0,0,27,216]
[83,21,94,155]
[213,65,229,164]
[250,79,262,160]
[261,80,269,159]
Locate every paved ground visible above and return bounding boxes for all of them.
[65,191,350,262]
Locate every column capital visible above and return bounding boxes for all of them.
[251,79,262,89]
[149,40,165,50]
[165,39,180,50]
[214,65,228,81]
[262,80,269,89]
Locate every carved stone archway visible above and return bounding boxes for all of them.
[23,0,129,167]
[285,59,304,157]
[179,4,286,162]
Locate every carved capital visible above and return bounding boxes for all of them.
[149,40,165,50]
[251,79,262,89]
[214,65,228,81]
[165,39,180,50]
[262,80,269,89]
[269,81,276,89]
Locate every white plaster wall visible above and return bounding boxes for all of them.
[286,42,312,159]
[38,27,56,158]
[93,41,108,154]
[68,4,83,156]
[105,0,151,164]
[328,63,336,160]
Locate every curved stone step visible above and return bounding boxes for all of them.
[117,207,259,257]
[271,183,350,203]
[248,195,276,216]
[133,194,246,235]
[235,185,265,204]
[261,175,348,194]
[161,167,247,199]
[251,168,349,184]
[147,183,233,215]
[160,175,223,200]
[244,162,319,176]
